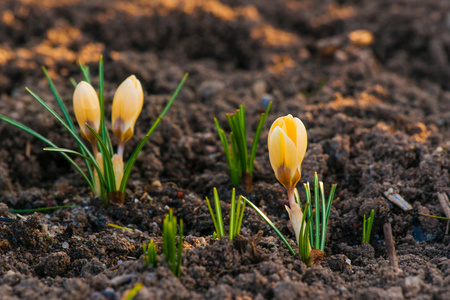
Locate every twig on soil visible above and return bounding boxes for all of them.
[437,192,450,235]
[383,222,399,268]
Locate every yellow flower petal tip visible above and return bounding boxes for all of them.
[112,75,144,144]
[73,81,101,144]
[268,114,307,191]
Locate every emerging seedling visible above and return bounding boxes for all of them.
[163,209,183,278]
[300,173,337,253]
[362,209,375,244]
[214,103,272,190]
[205,187,246,241]
[143,240,158,268]
[0,58,187,206]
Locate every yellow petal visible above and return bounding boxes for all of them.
[73,81,100,143]
[112,154,124,190]
[268,126,300,190]
[293,117,307,164]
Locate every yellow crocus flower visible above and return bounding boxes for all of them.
[268,114,307,245]
[73,81,101,146]
[111,75,143,155]
[268,114,307,194]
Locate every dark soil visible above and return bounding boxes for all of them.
[1,0,450,299]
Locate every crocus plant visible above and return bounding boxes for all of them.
[268,114,308,245]
[0,57,187,206]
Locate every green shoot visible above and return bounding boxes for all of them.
[301,172,336,252]
[205,187,246,241]
[243,197,296,255]
[8,205,77,213]
[108,223,134,232]
[298,203,315,266]
[214,102,272,189]
[362,209,375,244]
[143,240,158,268]
[0,57,187,206]
[418,212,450,220]
[163,209,183,277]
[124,283,144,300]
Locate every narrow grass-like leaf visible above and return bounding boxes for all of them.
[324,184,336,234]
[214,119,232,169]
[98,56,114,155]
[42,67,94,182]
[108,223,133,232]
[418,212,450,220]
[124,283,144,300]
[86,124,116,191]
[319,181,326,251]
[205,196,221,240]
[303,182,313,245]
[25,88,97,164]
[43,147,106,189]
[229,188,236,240]
[248,101,272,174]
[236,196,246,236]
[79,62,90,83]
[243,197,295,255]
[0,115,94,190]
[314,173,320,249]
[120,73,188,193]
[70,78,77,88]
[213,188,225,238]
[9,205,77,213]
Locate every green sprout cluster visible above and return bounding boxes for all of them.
[143,240,158,268]
[300,173,337,252]
[143,209,183,277]
[163,209,184,278]
[362,209,375,244]
[205,187,246,241]
[215,103,272,190]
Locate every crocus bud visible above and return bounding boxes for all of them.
[73,81,101,144]
[112,75,144,144]
[112,154,124,190]
[268,114,307,193]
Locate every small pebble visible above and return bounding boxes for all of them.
[62,242,69,249]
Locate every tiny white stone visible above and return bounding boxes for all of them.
[62,242,69,249]
[345,258,351,265]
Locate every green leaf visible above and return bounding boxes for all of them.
[25,88,97,164]
[213,188,225,238]
[43,147,106,189]
[205,196,221,240]
[243,196,295,255]
[98,56,114,155]
[249,101,272,175]
[0,115,94,190]
[229,188,236,241]
[79,62,90,83]
[42,67,94,183]
[120,73,188,193]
